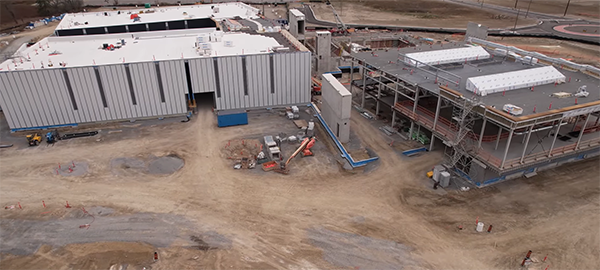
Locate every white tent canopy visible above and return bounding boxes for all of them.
[466,66,566,96]
[404,46,490,67]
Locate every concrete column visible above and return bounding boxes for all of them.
[478,117,487,149]
[500,129,514,169]
[409,121,414,140]
[548,120,563,157]
[361,67,366,108]
[494,126,503,150]
[520,125,535,163]
[575,113,591,150]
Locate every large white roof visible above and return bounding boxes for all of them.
[57,2,260,30]
[466,66,566,96]
[405,46,490,66]
[0,29,282,71]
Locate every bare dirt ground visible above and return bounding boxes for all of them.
[0,101,599,269]
[465,0,600,19]
[305,0,537,29]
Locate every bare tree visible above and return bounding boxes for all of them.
[3,3,20,24]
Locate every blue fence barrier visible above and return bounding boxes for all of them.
[308,104,379,168]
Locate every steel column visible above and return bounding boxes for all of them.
[409,88,420,139]
[478,116,487,149]
[429,133,436,151]
[391,89,398,129]
[376,81,382,116]
[571,115,579,132]
[350,59,354,88]
[432,94,442,130]
[494,126,503,150]
[575,113,591,150]
[520,125,535,163]
[361,66,366,108]
[500,129,514,169]
[548,119,563,157]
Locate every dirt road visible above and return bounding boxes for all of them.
[304,0,537,29]
[0,103,598,269]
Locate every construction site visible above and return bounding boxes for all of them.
[0,1,599,269]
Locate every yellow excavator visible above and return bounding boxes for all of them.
[275,136,316,174]
[26,133,42,146]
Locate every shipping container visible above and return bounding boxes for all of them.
[217,110,248,127]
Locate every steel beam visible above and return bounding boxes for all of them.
[575,113,591,150]
[500,129,514,169]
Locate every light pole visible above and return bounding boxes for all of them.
[525,0,533,18]
[513,9,520,31]
[563,0,572,16]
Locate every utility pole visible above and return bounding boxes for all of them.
[525,0,533,18]
[563,0,572,16]
[514,0,520,9]
[513,9,520,31]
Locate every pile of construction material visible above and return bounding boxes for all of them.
[222,139,262,169]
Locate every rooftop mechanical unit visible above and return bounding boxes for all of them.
[466,66,566,96]
[404,46,490,67]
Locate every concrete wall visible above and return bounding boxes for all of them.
[0,51,311,131]
[288,9,305,41]
[320,73,351,143]
[315,31,331,74]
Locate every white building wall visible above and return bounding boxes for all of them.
[0,51,311,130]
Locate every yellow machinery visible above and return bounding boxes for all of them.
[26,133,42,146]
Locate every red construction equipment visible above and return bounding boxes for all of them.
[275,136,316,174]
[311,77,322,96]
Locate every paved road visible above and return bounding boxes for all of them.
[0,36,32,60]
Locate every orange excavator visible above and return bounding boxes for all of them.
[276,136,316,174]
[311,77,322,96]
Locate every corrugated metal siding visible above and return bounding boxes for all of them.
[0,51,310,130]
[188,58,216,93]
[214,51,311,111]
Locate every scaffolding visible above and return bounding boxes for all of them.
[445,96,482,179]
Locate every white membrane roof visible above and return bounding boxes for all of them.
[466,66,567,96]
[405,46,490,66]
[0,29,282,71]
[57,2,260,30]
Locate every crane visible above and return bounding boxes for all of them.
[325,0,348,35]
[276,136,316,174]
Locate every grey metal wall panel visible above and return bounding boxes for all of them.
[45,69,76,125]
[246,55,269,108]
[14,72,39,127]
[29,70,58,126]
[189,58,216,94]
[217,56,245,110]
[162,60,187,115]
[2,72,26,128]
[129,62,151,117]
[0,73,21,128]
[100,65,133,119]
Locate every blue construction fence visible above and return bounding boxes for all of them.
[308,103,379,168]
